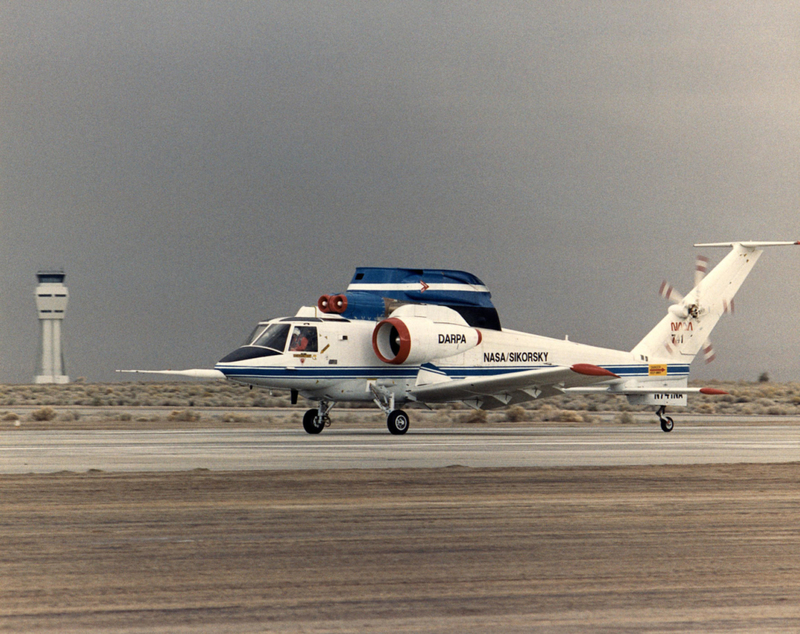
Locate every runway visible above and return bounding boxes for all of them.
[3,424,800,473]
[6,424,800,632]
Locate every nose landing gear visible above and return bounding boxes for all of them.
[657,405,674,433]
[302,401,334,434]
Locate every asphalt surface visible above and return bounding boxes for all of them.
[5,419,800,633]
[3,423,800,473]
[5,463,800,633]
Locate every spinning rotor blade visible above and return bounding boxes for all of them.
[660,254,712,304]
[659,252,716,363]
[702,341,716,364]
[722,298,735,315]
[694,254,709,288]
[658,280,684,303]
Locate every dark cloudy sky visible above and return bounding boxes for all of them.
[1,2,799,384]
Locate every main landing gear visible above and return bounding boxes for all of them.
[386,409,410,435]
[370,385,410,435]
[301,397,410,435]
[656,405,674,433]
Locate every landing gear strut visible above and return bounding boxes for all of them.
[370,384,410,435]
[302,401,334,435]
[657,405,674,433]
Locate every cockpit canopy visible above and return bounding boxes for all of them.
[218,320,320,363]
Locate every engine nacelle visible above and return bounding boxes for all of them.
[372,317,482,365]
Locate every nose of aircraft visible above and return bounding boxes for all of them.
[217,346,281,364]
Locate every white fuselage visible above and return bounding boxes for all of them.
[215,312,687,406]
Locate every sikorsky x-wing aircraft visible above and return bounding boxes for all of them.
[122,241,798,434]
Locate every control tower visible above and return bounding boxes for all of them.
[34,270,69,384]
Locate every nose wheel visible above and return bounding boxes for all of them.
[657,406,674,433]
[302,401,334,434]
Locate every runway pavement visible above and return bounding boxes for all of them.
[3,424,800,473]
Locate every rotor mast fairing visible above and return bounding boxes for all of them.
[317,267,502,330]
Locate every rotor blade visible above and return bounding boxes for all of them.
[694,254,709,288]
[702,341,716,364]
[659,280,684,303]
[722,298,735,315]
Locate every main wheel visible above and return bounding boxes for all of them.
[387,409,410,435]
[660,416,674,433]
[303,408,325,434]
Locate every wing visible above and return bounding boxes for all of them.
[409,364,619,409]
[116,369,226,379]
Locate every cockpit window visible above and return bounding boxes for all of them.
[288,326,318,352]
[252,323,291,352]
[244,325,267,347]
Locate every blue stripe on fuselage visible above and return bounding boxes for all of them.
[216,363,690,382]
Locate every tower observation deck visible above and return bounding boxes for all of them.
[35,270,69,384]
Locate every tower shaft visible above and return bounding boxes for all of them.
[35,270,69,384]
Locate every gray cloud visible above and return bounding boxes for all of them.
[1,1,799,383]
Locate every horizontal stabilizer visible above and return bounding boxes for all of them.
[610,386,728,396]
[116,369,225,379]
[567,385,728,396]
[694,241,800,248]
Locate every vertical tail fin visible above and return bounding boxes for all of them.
[632,241,799,362]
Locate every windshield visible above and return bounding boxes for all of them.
[244,325,267,347]
[252,323,291,352]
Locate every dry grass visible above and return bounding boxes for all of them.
[0,381,289,409]
[0,381,799,428]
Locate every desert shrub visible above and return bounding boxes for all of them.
[221,413,251,423]
[615,411,636,425]
[30,407,57,421]
[1,412,19,422]
[554,410,584,423]
[167,409,200,422]
[505,405,527,422]
[767,406,789,416]
[459,409,488,424]
[430,409,455,426]
[529,404,555,421]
